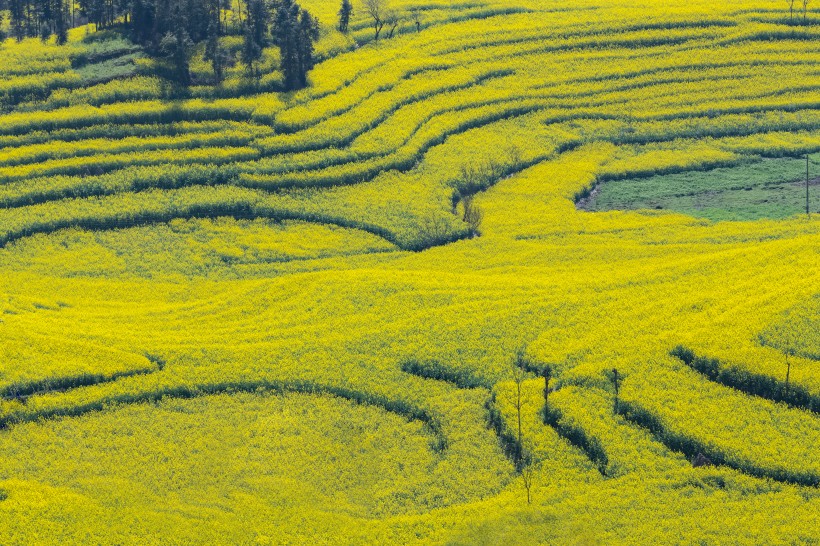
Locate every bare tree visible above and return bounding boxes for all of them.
[803,0,810,22]
[512,348,533,504]
[460,194,483,235]
[363,0,386,40]
[410,8,422,32]
[512,348,526,461]
[521,461,534,505]
[787,0,796,20]
[384,8,400,38]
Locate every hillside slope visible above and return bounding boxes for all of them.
[0,0,819,543]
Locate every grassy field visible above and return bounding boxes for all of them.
[581,156,820,220]
[0,0,819,544]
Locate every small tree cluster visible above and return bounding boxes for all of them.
[363,0,400,40]
[271,0,319,90]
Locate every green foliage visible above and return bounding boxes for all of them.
[584,156,820,221]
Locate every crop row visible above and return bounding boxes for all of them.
[620,359,820,487]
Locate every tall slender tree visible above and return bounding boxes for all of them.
[203,0,226,82]
[241,0,267,77]
[295,8,317,87]
[159,1,192,85]
[9,0,28,40]
[54,0,69,43]
[39,0,53,40]
[337,0,351,33]
[129,0,155,44]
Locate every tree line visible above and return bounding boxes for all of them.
[0,0,319,91]
[1,0,72,43]
[0,0,423,91]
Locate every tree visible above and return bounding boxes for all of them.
[241,0,267,78]
[460,194,482,235]
[384,7,399,38]
[204,0,227,83]
[410,7,421,32]
[512,348,527,464]
[295,8,319,88]
[363,0,384,40]
[803,0,810,22]
[54,0,69,44]
[40,0,53,41]
[787,0,796,20]
[512,348,533,505]
[273,0,318,91]
[542,365,552,419]
[129,0,155,44]
[0,9,5,42]
[272,0,298,86]
[337,0,351,33]
[9,0,26,41]
[79,0,109,29]
[159,4,193,85]
[521,457,534,505]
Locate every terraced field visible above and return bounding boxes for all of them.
[0,0,819,543]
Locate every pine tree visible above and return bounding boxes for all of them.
[204,0,226,83]
[129,0,155,44]
[9,0,26,41]
[295,8,318,88]
[337,0,351,33]
[40,0,53,40]
[159,1,192,85]
[241,0,267,78]
[272,0,298,88]
[273,0,317,91]
[54,0,69,44]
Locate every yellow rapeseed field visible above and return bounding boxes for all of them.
[0,0,818,543]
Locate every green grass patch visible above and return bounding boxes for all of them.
[582,156,820,221]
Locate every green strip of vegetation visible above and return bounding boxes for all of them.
[618,399,820,487]
[670,345,820,414]
[581,156,819,221]
[0,379,448,452]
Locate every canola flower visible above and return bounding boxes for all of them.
[0,0,818,543]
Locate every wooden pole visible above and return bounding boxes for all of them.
[543,366,551,418]
[612,368,620,413]
[785,354,791,396]
[807,154,811,218]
